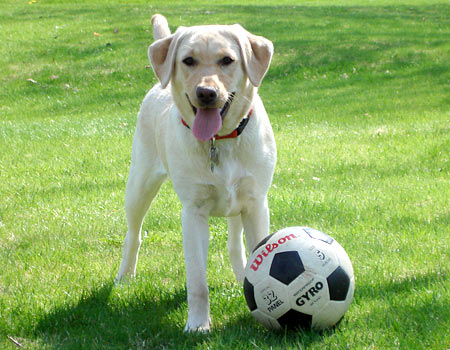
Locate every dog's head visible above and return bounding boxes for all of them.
[148,17,273,141]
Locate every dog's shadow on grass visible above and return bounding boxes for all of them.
[34,281,194,349]
[34,281,331,349]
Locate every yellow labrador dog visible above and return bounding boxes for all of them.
[116,14,276,332]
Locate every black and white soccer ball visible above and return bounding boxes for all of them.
[243,227,354,330]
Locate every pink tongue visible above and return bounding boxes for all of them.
[192,108,222,142]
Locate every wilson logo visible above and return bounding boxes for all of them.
[249,233,299,271]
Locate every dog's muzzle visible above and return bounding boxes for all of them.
[186,92,236,119]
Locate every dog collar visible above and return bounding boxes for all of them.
[181,108,253,141]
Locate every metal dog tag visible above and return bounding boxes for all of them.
[209,138,219,172]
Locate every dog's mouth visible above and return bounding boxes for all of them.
[186,92,235,119]
[220,92,235,119]
[185,92,236,142]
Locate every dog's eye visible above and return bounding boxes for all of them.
[182,57,195,66]
[220,56,234,66]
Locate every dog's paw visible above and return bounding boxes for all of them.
[114,273,134,286]
[235,272,245,285]
[183,317,211,333]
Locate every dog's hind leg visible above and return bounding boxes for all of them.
[227,215,246,284]
[242,196,270,254]
[116,155,167,283]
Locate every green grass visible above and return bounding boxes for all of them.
[1,0,449,349]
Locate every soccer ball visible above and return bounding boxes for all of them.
[243,227,354,330]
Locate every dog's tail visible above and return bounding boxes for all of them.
[151,14,171,40]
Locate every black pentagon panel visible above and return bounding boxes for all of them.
[303,228,334,244]
[327,266,350,301]
[270,251,305,285]
[243,277,257,311]
[252,233,274,253]
[278,309,312,330]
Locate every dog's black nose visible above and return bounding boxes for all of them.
[196,86,218,106]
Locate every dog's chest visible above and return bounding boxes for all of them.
[192,152,257,217]
[208,171,254,217]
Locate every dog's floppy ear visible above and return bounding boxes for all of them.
[232,25,274,87]
[151,14,171,41]
[148,30,184,89]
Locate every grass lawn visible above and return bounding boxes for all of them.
[1,0,449,349]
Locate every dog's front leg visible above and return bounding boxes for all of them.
[181,206,211,332]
